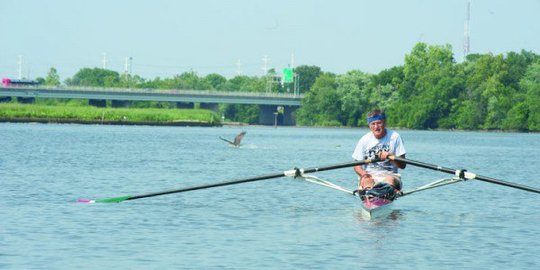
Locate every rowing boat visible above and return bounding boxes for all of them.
[298,174,398,219]
[298,174,395,219]
[298,174,467,219]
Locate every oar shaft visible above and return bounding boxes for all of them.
[129,158,379,200]
[473,174,540,194]
[389,155,540,194]
[128,172,285,200]
[85,158,380,203]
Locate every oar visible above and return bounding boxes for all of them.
[77,158,380,203]
[388,155,540,194]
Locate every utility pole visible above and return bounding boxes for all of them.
[124,57,133,76]
[129,57,132,76]
[463,0,471,60]
[102,53,108,69]
[18,55,23,79]
[262,55,273,93]
[294,73,300,96]
[235,59,242,76]
[124,57,129,78]
[262,55,269,75]
[291,53,298,95]
[124,56,132,87]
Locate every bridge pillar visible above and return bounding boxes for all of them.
[176,102,194,109]
[16,97,35,104]
[200,103,219,111]
[282,106,297,126]
[0,96,12,103]
[112,100,130,108]
[89,99,107,107]
[259,105,297,126]
[259,105,275,125]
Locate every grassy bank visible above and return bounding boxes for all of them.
[0,103,222,126]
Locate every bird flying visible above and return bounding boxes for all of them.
[219,131,246,147]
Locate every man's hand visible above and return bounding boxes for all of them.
[360,173,374,190]
[378,150,391,160]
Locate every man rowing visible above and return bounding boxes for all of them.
[352,109,406,195]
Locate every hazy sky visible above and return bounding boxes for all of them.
[1,0,539,81]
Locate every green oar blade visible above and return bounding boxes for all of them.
[95,195,131,203]
[77,195,131,204]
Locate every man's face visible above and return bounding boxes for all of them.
[369,119,386,138]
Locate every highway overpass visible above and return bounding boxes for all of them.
[0,86,303,125]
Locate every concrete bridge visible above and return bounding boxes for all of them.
[0,86,303,125]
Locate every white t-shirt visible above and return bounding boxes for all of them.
[352,129,406,173]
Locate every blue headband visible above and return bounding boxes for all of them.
[367,114,385,124]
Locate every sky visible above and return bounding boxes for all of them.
[1,0,539,81]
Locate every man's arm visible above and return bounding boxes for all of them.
[353,165,374,190]
[353,165,368,177]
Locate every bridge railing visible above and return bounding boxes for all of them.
[2,85,303,98]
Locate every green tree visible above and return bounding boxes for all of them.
[480,76,513,129]
[44,67,61,86]
[204,73,227,90]
[519,61,540,131]
[396,43,461,129]
[369,66,404,126]
[371,66,404,87]
[222,104,260,124]
[262,68,283,93]
[459,53,530,130]
[452,99,484,129]
[502,100,528,131]
[66,68,120,87]
[219,75,266,122]
[294,65,322,93]
[335,70,372,126]
[296,73,340,126]
[503,50,539,89]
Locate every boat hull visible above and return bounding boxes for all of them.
[361,197,394,219]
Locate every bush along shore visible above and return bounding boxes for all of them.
[0,103,222,127]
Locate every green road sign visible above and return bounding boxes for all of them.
[283,68,293,83]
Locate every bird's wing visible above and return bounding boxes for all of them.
[233,131,246,146]
[219,136,235,145]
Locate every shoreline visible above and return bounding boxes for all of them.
[0,118,535,133]
[0,118,221,127]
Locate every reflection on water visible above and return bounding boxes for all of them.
[354,209,404,224]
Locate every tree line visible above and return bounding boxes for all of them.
[36,42,540,131]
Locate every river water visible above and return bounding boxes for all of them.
[1,123,539,269]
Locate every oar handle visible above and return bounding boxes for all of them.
[388,155,540,194]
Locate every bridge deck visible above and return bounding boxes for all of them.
[0,86,303,106]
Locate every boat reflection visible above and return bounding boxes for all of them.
[354,209,404,223]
